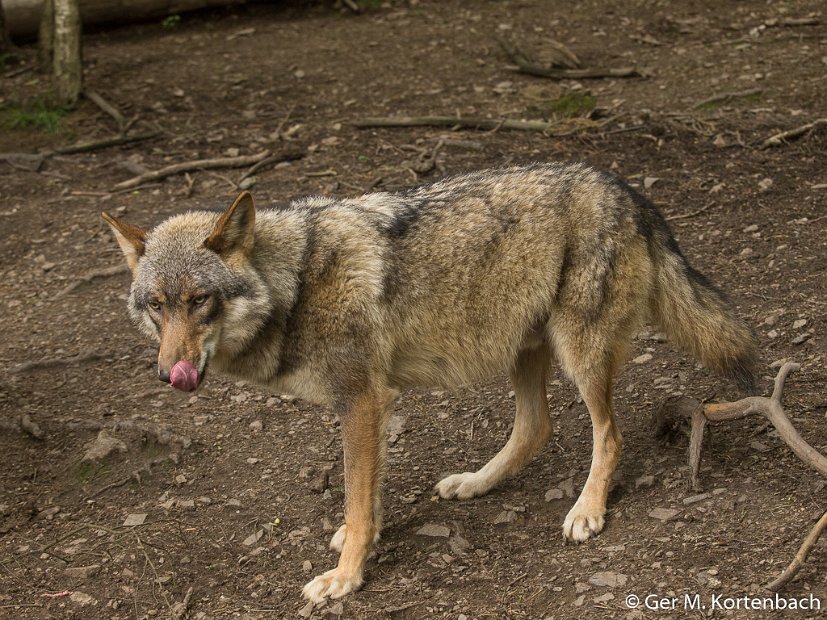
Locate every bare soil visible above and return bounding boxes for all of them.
[0,1,825,618]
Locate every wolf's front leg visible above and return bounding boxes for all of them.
[303,388,393,603]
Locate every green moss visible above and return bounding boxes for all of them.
[546,91,596,117]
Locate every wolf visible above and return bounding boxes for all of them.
[103,163,757,603]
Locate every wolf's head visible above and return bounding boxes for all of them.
[103,192,270,391]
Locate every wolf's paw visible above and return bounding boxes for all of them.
[302,567,363,603]
[329,524,380,553]
[562,502,605,542]
[435,472,489,500]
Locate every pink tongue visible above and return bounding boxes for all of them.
[170,360,199,392]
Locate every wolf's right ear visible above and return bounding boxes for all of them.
[205,191,255,256]
[101,212,147,274]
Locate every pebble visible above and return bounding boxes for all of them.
[64,564,101,580]
[593,592,615,603]
[69,592,96,606]
[298,600,314,618]
[792,319,807,329]
[644,177,659,189]
[123,513,147,527]
[82,430,127,462]
[179,499,195,511]
[743,224,759,233]
[249,420,263,432]
[545,488,564,501]
[682,493,710,505]
[750,440,770,452]
[648,507,680,521]
[589,571,628,588]
[558,477,576,498]
[246,457,261,465]
[575,581,591,593]
[302,560,313,572]
[416,523,450,538]
[791,333,810,345]
[635,474,655,489]
[632,353,652,364]
[493,510,517,525]
[573,595,585,607]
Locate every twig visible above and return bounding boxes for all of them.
[55,264,129,298]
[665,362,826,591]
[237,148,303,184]
[134,532,174,613]
[665,202,713,221]
[499,38,641,80]
[759,118,827,149]
[354,116,565,133]
[693,88,763,110]
[8,349,106,374]
[113,150,271,191]
[766,510,827,591]
[83,89,126,132]
[341,0,361,13]
[171,586,195,619]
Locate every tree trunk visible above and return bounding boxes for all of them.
[52,0,82,106]
[38,0,53,68]
[0,0,13,52]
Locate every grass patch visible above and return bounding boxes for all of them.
[73,461,109,483]
[161,14,181,29]
[546,91,596,117]
[4,100,68,133]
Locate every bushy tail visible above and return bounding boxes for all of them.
[651,247,758,392]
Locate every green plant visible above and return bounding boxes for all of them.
[5,100,68,133]
[162,14,181,29]
[546,91,596,117]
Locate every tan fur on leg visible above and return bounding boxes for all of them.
[436,346,553,499]
[303,388,394,603]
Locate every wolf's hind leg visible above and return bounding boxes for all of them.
[436,346,553,500]
[560,360,622,543]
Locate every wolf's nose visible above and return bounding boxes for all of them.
[159,368,171,383]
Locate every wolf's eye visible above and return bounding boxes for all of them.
[192,295,209,306]
[148,300,162,311]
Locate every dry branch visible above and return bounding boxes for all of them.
[668,362,826,590]
[693,88,762,110]
[353,116,563,133]
[766,510,827,591]
[499,38,641,80]
[83,88,126,132]
[759,118,827,149]
[113,150,274,191]
[50,132,158,155]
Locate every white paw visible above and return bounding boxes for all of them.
[435,472,489,500]
[302,567,363,603]
[562,501,605,542]
[329,524,381,553]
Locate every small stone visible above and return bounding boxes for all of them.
[633,353,652,364]
[758,177,773,192]
[589,571,628,588]
[302,560,313,572]
[243,529,264,546]
[298,600,314,618]
[329,601,344,616]
[174,474,187,485]
[575,581,591,593]
[791,333,810,345]
[123,513,147,527]
[178,499,195,511]
[682,493,710,505]
[246,457,261,465]
[743,224,759,233]
[225,499,242,508]
[448,535,471,555]
[69,592,96,606]
[635,474,655,489]
[558,477,576,498]
[792,319,807,329]
[545,488,564,501]
[643,177,659,189]
[82,430,127,462]
[648,507,680,521]
[493,510,517,525]
[573,595,585,607]
[416,523,450,538]
[750,440,770,452]
[249,420,263,432]
[593,592,615,604]
[64,564,101,580]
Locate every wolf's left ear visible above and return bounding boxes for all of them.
[205,191,255,256]
[101,212,147,274]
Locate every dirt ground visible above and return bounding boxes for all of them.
[1,1,825,618]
